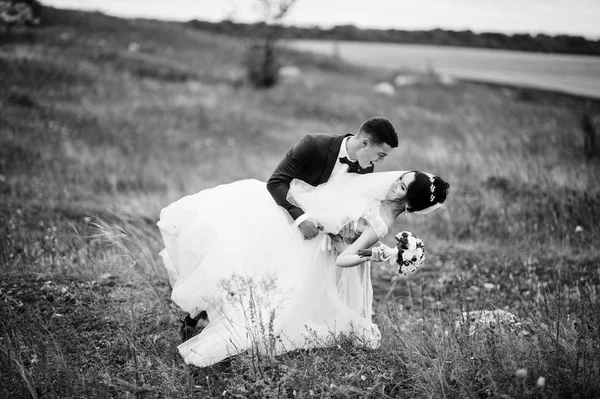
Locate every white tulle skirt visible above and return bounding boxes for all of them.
[157,179,380,367]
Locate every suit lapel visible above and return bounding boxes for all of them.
[319,134,352,184]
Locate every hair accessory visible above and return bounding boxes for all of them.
[429,176,435,203]
[413,202,444,215]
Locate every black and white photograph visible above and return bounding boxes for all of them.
[1,1,599,397]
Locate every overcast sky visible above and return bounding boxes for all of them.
[44,0,600,39]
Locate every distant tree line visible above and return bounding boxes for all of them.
[187,19,600,57]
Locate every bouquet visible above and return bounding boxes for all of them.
[358,231,426,275]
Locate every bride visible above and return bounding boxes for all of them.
[157,170,449,367]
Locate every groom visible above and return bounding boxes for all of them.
[267,117,399,240]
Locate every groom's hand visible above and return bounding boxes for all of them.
[298,218,322,240]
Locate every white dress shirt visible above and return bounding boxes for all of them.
[330,136,356,179]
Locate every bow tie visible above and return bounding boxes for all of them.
[339,156,363,173]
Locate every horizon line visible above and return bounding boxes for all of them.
[46,5,600,42]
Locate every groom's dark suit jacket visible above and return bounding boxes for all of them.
[267,133,374,221]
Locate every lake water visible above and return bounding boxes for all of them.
[288,40,600,99]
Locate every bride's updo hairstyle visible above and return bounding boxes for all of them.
[406,171,449,213]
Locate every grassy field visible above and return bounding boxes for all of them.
[1,7,600,398]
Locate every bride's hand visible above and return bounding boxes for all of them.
[368,246,385,262]
[379,243,398,261]
[368,244,398,263]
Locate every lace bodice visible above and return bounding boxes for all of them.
[359,201,389,238]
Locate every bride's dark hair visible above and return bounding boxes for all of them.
[405,171,449,213]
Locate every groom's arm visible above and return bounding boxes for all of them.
[267,135,316,221]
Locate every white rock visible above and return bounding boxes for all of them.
[279,65,301,79]
[438,73,456,86]
[394,75,418,87]
[374,82,395,96]
[537,377,546,387]
[128,42,140,52]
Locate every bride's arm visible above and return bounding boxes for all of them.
[335,225,380,268]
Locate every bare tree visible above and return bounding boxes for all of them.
[245,0,297,88]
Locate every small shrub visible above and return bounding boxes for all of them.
[245,40,280,89]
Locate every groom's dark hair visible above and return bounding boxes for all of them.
[358,117,398,148]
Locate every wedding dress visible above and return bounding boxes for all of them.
[157,171,403,367]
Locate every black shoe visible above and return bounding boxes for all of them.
[185,311,208,327]
[183,314,199,328]
[180,318,195,342]
[180,311,208,342]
